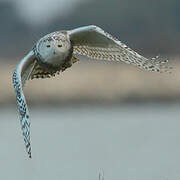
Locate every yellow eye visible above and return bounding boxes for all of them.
[58,44,62,48]
[46,45,50,48]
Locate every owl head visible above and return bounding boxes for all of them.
[34,31,72,69]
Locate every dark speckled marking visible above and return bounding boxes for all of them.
[12,70,31,158]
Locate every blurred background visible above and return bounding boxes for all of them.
[1,0,180,180]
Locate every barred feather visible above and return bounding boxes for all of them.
[70,25,172,73]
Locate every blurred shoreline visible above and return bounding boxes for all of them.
[0,57,179,106]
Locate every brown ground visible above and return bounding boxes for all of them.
[0,57,179,105]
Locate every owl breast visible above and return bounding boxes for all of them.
[34,31,73,71]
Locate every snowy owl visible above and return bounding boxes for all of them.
[12,25,171,158]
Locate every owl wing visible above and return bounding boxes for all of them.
[13,50,78,158]
[69,25,171,73]
[12,50,37,158]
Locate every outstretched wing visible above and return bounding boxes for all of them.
[12,50,36,158]
[69,25,171,73]
[13,50,78,158]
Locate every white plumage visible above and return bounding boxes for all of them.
[12,25,171,158]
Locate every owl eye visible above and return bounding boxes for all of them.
[46,45,50,48]
[58,44,62,48]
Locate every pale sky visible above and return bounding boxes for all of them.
[3,0,85,25]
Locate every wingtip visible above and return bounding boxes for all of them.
[26,144,32,158]
[149,56,173,73]
[28,151,32,159]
